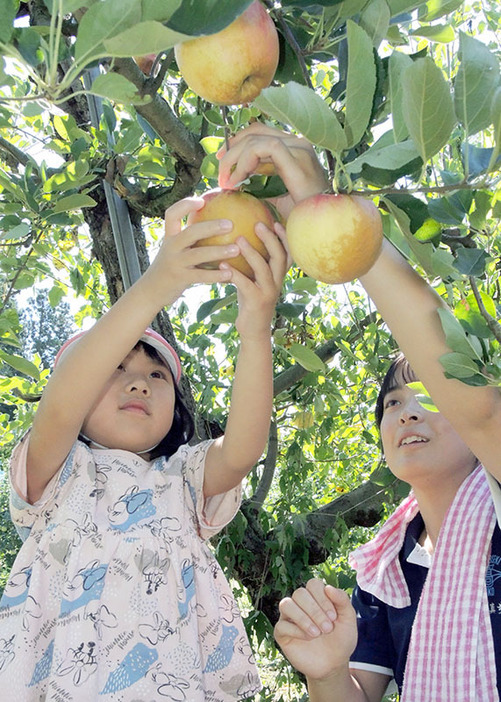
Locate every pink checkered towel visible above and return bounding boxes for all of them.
[349,466,498,701]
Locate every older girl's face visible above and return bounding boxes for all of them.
[379,379,477,487]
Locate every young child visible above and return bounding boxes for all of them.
[219,124,501,701]
[0,196,288,701]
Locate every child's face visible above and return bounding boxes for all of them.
[81,346,175,457]
[380,381,476,487]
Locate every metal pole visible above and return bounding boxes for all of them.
[83,69,142,289]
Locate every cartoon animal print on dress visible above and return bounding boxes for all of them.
[0,565,32,608]
[56,641,98,686]
[138,612,176,646]
[142,552,170,595]
[60,559,108,615]
[0,636,15,674]
[108,486,156,531]
[22,595,42,632]
[84,603,118,640]
[220,670,262,698]
[151,671,190,700]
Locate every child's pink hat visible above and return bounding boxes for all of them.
[54,327,182,385]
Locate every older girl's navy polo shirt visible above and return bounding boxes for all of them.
[350,513,501,696]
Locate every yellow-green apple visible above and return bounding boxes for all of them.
[286,193,383,284]
[174,1,279,105]
[188,189,277,279]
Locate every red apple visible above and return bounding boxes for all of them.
[286,194,383,284]
[133,53,158,75]
[188,189,277,279]
[174,1,279,105]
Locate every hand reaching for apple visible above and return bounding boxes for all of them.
[217,123,329,219]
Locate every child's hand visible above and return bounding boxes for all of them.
[217,123,329,220]
[221,220,289,340]
[149,197,242,302]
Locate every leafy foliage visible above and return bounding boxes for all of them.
[0,0,500,698]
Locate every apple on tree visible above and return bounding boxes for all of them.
[286,193,383,284]
[187,189,278,280]
[133,54,158,75]
[174,1,279,106]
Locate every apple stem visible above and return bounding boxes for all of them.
[332,158,354,195]
[221,106,231,153]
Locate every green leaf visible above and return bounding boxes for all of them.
[0,222,31,241]
[360,0,390,47]
[406,381,439,412]
[385,192,430,233]
[287,343,326,372]
[343,21,377,149]
[383,198,436,275]
[346,139,422,184]
[402,57,456,163]
[200,136,225,155]
[456,292,496,339]
[429,247,457,279]
[104,21,188,56]
[13,273,35,290]
[196,293,237,322]
[74,0,142,62]
[469,190,492,230]
[389,51,413,142]
[89,73,151,106]
[0,0,18,43]
[453,247,490,277]
[52,194,97,213]
[490,87,501,168]
[254,82,347,154]
[454,33,500,136]
[0,351,40,380]
[43,160,94,194]
[48,285,65,307]
[427,195,465,225]
[437,307,482,360]
[439,351,484,380]
[141,0,181,22]
[386,0,424,14]
[421,0,470,21]
[410,24,455,43]
[166,0,253,35]
[275,302,307,320]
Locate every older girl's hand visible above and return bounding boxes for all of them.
[217,123,329,219]
[274,578,359,681]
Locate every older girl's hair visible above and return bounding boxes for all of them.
[375,354,417,429]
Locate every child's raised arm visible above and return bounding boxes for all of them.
[202,220,288,497]
[360,239,501,483]
[26,198,244,503]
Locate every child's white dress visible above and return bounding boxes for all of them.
[0,435,261,701]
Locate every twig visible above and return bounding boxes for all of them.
[469,276,501,344]
[264,0,313,90]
